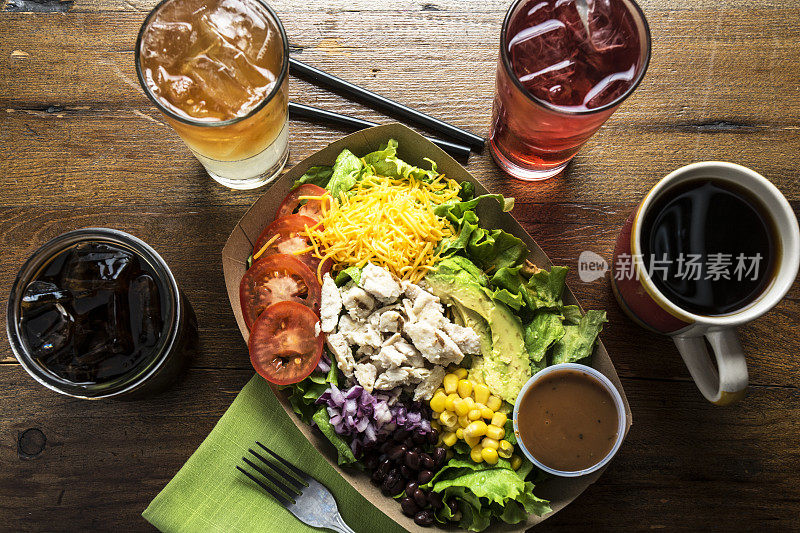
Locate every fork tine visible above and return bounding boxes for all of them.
[249,448,306,492]
[256,442,309,481]
[235,465,292,507]
[242,456,301,499]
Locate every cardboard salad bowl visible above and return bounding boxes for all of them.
[222,123,632,532]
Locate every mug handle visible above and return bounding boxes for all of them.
[673,329,749,405]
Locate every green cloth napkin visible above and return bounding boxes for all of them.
[143,375,407,533]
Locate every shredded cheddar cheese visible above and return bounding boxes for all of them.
[304,174,461,283]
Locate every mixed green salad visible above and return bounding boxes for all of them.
[243,140,606,531]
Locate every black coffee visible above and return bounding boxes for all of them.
[18,241,168,385]
[641,179,777,316]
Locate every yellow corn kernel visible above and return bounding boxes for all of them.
[467,409,482,421]
[481,437,500,450]
[431,420,441,432]
[470,445,484,463]
[453,398,470,417]
[480,407,494,420]
[454,368,468,379]
[457,379,473,398]
[464,420,488,438]
[434,387,445,397]
[443,373,459,394]
[498,440,514,459]
[486,424,505,441]
[473,383,490,405]
[458,415,471,428]
[445,393,459,411]
[464,433,481,447]
[510,455,523,471]
[481,447,499,465]
[491,412,507,428]
[442,431,458,447]
[439,410,458,428]
[462,397,476,412]
[486,395,503,412]
[430,391,447,413]
[456,428,464,439]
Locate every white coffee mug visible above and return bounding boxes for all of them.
[612,162,800,405]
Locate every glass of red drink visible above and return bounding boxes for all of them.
[490,0,651,180]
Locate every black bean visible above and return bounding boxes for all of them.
[378,458,392,477]
[411,446,423,455]
[394,428,411,442]
[382,473,400,496]
[414,510,434,526]
[446,497,459,515]
[413,488,428,509]
[428,490,444,510]
[371,468,385,485]
[417,469,434,484]
[400,497,419,518]
[432,447,447,468]
[363,439,378,451]
[405,481,419,496]
[420,454,435,470]
[400,465,413,480]
[380,440,392,453]
[378,453,387,463]
[427,428,439,445]
[412,429,427,445]
[405,450,420,470]
[388,444,406,461]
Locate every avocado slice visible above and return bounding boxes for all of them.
[425,259,530,402]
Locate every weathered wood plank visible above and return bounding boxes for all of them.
[1,368,797,531]
[1,6,799,207]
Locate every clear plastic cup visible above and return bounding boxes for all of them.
[512,362,627,477]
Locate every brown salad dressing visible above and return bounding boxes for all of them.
[516,369,619,471]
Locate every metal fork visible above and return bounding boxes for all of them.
[236,442,356,533]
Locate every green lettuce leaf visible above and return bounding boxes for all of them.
[560,304,583,325]
[428,457,550,531]
[524,266,568,309]
[326,149,363,198]
[292,165,333,190]
[362,139,439,181]
[433,195,516,260]
[524,310,566,366]
[551,310,608,365]
[488,287,525,311]
[311,407,357,465]
[467,228,527,273]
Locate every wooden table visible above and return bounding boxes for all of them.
[2,0,798,530]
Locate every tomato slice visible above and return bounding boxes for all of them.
[249,301,323,385]
[276,184,331,222]
[239,254,321,330]
[252,214,331,277]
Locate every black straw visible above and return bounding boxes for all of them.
[289,58,485,151]
[289,102,472,161]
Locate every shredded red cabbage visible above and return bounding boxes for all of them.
[316,384,432,456]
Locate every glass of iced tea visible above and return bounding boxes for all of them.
[489,0,651,180]
[135,0,289,190]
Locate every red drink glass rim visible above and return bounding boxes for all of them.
[500,0,652,116]
[134,0,289,128]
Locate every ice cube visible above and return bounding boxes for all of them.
[128,274,164,349]
[20,302,73,357]
[21,280,71,308]
[60,243,136,293]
